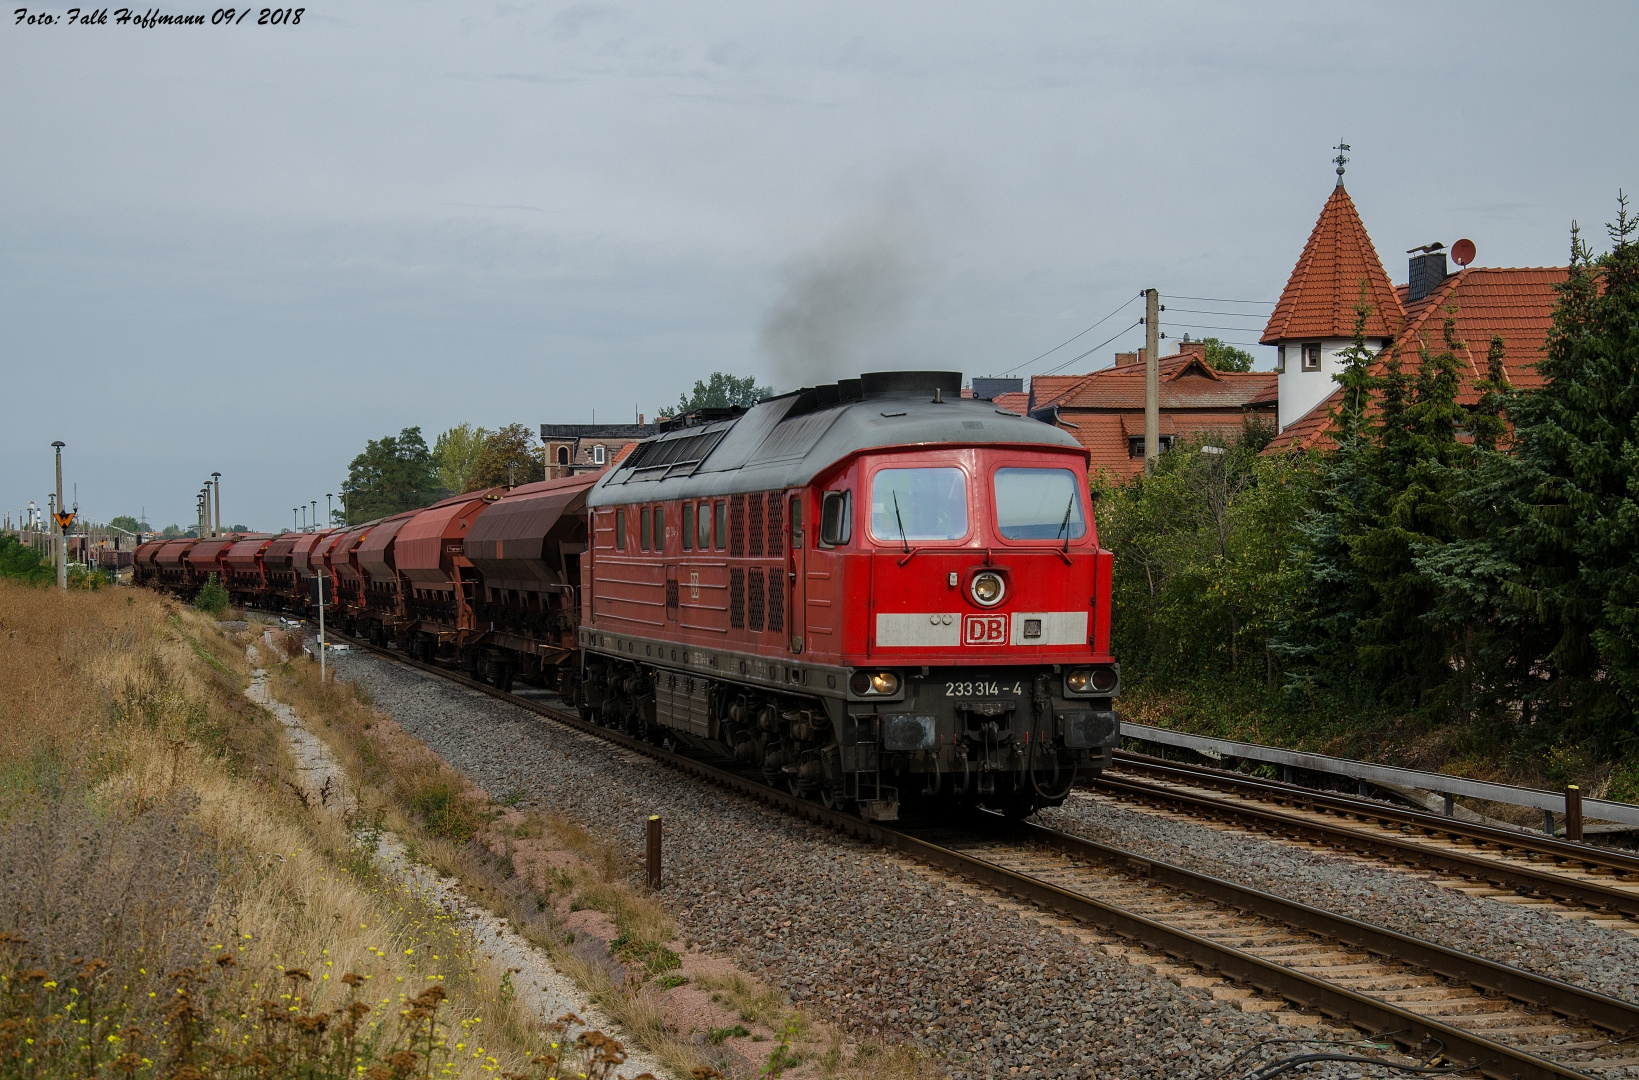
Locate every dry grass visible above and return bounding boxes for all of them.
[0,582,591,1079]
[267,648,947,1080]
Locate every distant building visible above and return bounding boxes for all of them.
[1006,340,1277,479]
[540,422,658,478]
[1263,180,1566,452]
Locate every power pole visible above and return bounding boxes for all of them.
[212,472,222,537]
[52,442,67,590]
[1144,288,1161,472]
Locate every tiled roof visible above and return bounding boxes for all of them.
[1262,185,1405,344]
[1264,266,1568,454]
[1036,355,1277,412]
[1022,354,1276,479]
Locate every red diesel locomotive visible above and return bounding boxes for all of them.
[132,370,1119,820]
[578,370,1119,820]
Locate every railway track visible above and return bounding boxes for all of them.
[1088,754,1639,925]
[317,631,1639,1080]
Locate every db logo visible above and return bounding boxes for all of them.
[963,614,1008,645]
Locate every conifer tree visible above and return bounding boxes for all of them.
[1507,200,1639,740]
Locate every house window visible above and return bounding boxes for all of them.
[682,503,694,551]
[1302,342,1322,372]
[593,444,607,465]
[1128,435,1176,459]
[614,509,626,551]
[1276,345,1286,374]
[557,446,570,466]
[640,507,652,551]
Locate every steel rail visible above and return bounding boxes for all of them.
[1091,771,1639,920]
[320,632,1615,1080]
[1111,751,1639,876]
[977,816,1639,1037]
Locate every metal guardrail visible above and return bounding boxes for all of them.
[1121,721,1639,828]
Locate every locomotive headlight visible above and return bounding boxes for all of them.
[849,670,901,696]
[1067,666,1119,695]
[969,571,1006,607]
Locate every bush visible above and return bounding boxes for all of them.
[0,535,54,585]
[194,573,229,616]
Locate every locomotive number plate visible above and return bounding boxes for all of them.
[945,681,1023,697]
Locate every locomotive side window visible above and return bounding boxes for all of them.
[790,497,801,548]
[615,508,626,551]
[819,490,852,546]
[697,502,712,549]
[870,468,968,543]
[641,507,652,551]
[993,468,1087,540]
[682,503,694,550]
[654,505,665,550]
[714,501,728,550]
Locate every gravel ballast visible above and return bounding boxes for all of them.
[1039,792,1639,1006]
[323,648,1613,1079]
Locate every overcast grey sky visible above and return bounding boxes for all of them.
[3,1,1635,531]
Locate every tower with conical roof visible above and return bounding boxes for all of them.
[1261,159,1404,431]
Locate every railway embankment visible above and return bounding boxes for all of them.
[0,581,638,1080]
[315,643,1355,1080]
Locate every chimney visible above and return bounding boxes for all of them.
[1408,249,1449,302]
[1115,349,1144,367]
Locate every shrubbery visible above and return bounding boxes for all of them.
[1103,200,1639,797]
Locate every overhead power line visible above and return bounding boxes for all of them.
[1163,307,1269,317]
[999,294,1142,375]
[1038,320,1144,377]
[1162,294,1275,305]
[1167,321,1275,333]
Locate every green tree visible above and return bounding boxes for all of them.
[471,423,545,489]
[433,423,490,496]
[665,372,772,417]
[1199,338,1256,372]
[108,515,150,533]
[0,534,55,585]
[1502,203,1639,741]
[194,573,229,615]
[341,427,439,523]
[160,524,184,539]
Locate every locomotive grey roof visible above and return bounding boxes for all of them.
[586,371,1083,505]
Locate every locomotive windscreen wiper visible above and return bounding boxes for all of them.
[892,492,911,554]
[1055,492,1075,553]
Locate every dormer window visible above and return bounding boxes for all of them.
[1302,342,1322,372]
[593,444,607,465]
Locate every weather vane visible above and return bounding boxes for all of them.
[1333,140,1351,184]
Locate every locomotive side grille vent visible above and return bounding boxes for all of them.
[748,568,766,632]
[729,567,745,628]
[748,493,765,558]
[729,496,746,558]
[768,572,784,634]
[766,493,784,553]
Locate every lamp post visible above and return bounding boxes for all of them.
[212,472,222,537]
[326,494,333,529]
[300,505,307,532]
[51,442,66,590]
[293,508,299,534]
[310,501,317,535]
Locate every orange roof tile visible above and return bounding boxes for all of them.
[1036,355,1276,413]
[1264,265,1568,454]
[1262,185,1405,344]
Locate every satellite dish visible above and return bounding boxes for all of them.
[1451,238,1476,267]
